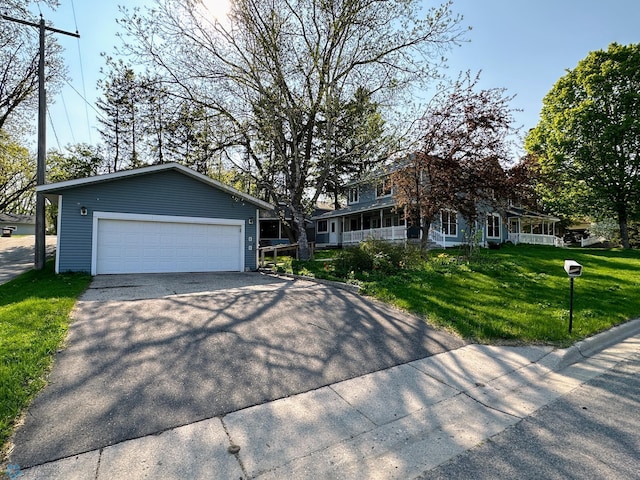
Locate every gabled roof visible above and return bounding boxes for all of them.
[312,195,397,219]
[506,207,560,222]
[36,163,274,210]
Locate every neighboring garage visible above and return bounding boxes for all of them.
[37,163,273,274]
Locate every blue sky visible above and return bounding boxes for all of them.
[32,0,640,156]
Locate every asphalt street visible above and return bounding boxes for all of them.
[10,273,465,468]
[417,354,640,479]
[0,236,56,284]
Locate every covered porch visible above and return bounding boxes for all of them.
[322,205,411,246]
[315,203,449,248]
[507,208,563,247]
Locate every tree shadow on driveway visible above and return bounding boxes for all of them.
[10,273,465,467]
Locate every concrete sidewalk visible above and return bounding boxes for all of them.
[13,319,640,480]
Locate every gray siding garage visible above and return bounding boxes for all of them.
[0,213,36,235]
[37,163,273,274]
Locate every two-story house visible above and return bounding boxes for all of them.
[313,173,563,248]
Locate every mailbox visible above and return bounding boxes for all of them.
[564,260,582,278]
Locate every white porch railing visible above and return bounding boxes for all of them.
[428,228,446,247]
[509,233,564,247]
[340,226,447,247]
[342,226,407,244]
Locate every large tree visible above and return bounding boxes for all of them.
[0,0,66,133]
[47,143,106,183]
[96,58,145,172]
[117,0,466,259]
[526,43,640,249]
[392,72,518,249]
[318,87,391,209]
[0,129,35,213]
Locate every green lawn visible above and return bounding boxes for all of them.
[0,261,91,456]
[294,244,640,345]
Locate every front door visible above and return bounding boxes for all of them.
[329,219,339,245]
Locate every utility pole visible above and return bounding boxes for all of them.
[1,14,79,270]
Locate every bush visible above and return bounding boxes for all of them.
[334,239,423,276]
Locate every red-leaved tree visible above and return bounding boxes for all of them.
[392,72,519,250]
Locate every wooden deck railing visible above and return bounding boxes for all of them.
[258,242,315,267]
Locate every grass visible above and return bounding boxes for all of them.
[0,260,91,456]
[2,244,638,456]
[292,244,640,345]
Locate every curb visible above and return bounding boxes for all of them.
[541,317,640,371]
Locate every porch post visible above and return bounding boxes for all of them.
[518,218,522,243]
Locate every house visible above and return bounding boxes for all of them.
[259,203,333,247]
[36,163,273,274]
[313,174,562,248]
[0,213,36,236]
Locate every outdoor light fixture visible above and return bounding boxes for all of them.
[564,260,583,333]
[80,206,88,216]
[249,217,254,225]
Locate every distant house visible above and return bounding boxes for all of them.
[36,163,274,274]
[0,213,36,235]
[313,173,562,248]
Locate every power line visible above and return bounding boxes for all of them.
[60,90,76,144]
[69,0,78,31]
[75,42,92,143]
[69,0,92,143]
[0,13,79,270]
[47,107,62,151]
[64,79,107,122]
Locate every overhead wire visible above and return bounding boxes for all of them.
[60,91,76,144]
[64,79,107,122]
[47,107,62,151]
[69,0,93,143]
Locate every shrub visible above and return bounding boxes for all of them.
[335,239,423,275]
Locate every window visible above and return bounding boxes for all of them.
[384,217,392,228]
[487,214,501,238]
[260,220,280,239]
[317,220,328,233]
[376,177,392,197]
[441,210,457,236]
[348,187,359,204]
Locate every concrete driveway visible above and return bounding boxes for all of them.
[11,272,465,468]
[0,235,57,284]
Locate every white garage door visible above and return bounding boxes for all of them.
[95,216,243,274]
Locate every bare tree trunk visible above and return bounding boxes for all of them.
[293,209,311,260]
[420,217,432,251]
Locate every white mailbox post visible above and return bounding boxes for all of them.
[564,260,583,333]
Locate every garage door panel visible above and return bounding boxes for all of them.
[96,218,243,274]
